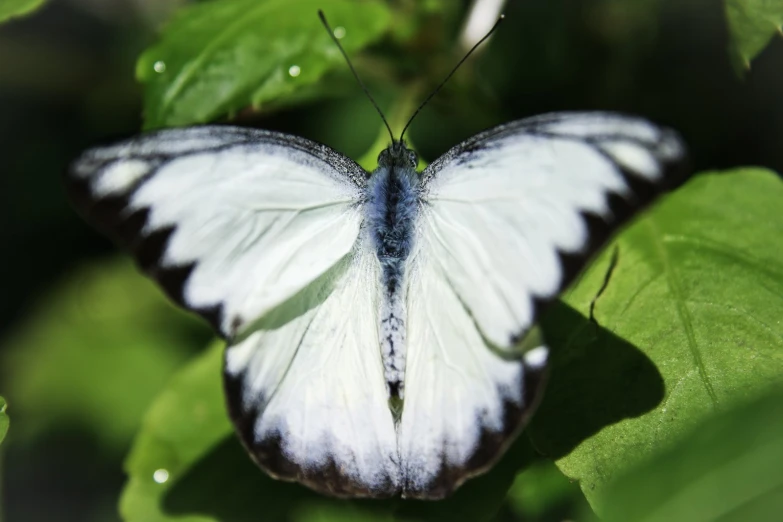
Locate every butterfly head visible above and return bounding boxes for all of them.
[378,141,418,170]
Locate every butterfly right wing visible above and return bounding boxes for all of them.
[66,126,366,340]
[398,112,688,497]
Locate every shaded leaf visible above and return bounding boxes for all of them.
[0,258,206,451]
[503,458,594,522]
[725,0,783,73]
[137,0,392,129]
[598,386,783,522]
[0,0,46,23]
[529,169,783,513]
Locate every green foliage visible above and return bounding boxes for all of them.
[597,386,783,521]
[0,258,205,451]
[137,0,392,129]
[725,0,783,73]
[0,0,46,23]
[0,396,8,446]
[530,168,783,514]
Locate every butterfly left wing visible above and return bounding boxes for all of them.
[398,112,688,497]
[68,126,402,496]
[66,126,367,339]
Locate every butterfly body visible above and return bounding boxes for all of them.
[67,112,688,499]
[367,142,420,399]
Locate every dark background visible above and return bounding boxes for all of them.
[1,0,781,520]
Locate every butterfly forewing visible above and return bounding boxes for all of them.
[67,126,366,339]
[419,112,688,350]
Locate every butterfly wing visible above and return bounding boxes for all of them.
[398,112,688,497]
[68,126,400,496]
[67,126,367,339]
[224,233,400,497]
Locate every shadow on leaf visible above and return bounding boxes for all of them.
[531,300,665,459]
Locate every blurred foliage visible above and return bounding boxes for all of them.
[1,0,783,521]
[529,168,783,513]
[725,0,783,73]
[0,0,46,23]
[137,0,392,129]
[0,258,207,451]
[597,385,783,521]
[0,397,8,445]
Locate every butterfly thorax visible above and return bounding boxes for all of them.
[367,142,420,401]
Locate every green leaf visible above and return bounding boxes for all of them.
[0,0,46,23]
[119,341,227,522]
[725,0,783,73]
[0,258,206,451]
[121,342,540,521]
[529,169,783,514]
[0,396,8,446]
[597,386,783,522]
[137,0,392,129]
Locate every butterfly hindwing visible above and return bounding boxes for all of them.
[224,236,400,497]
[398,237,548,497]
[67,126,367,339]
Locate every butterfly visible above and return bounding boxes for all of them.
[64,14,688,501]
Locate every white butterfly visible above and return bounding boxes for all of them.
[67,111,687,498]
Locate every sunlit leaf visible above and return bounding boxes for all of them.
[598,386,783,522]
[0,258,206,451]
[0,0,46,23]
[529,169,783,514]
[725,0,783,73]
[137,0,392,129]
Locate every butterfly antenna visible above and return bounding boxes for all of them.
[319,10,395,144]
[399,14,504,142]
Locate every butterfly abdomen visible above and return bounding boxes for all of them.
[367,163,420,400]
